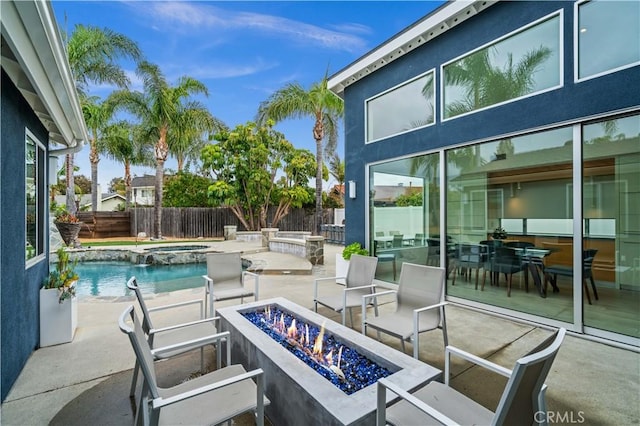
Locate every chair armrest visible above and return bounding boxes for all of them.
[313,276,347,300]
[377,378,459,425]
[151,331,230,359]
[362,290,397,334]
[242,271,260,300]
[444,345,512,386]
[150,316,220,335]
[153,368,265,409]
[148,298,205,319]
[414,301,448,315]
[202,275,212,284]
[343,284,377,294]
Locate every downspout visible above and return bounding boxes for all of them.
[49,139,86,214]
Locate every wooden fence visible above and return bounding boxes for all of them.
[78,208,336,239]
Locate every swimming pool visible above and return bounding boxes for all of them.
[74,261,206,297]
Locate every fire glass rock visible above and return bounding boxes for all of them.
[242,306,392,395]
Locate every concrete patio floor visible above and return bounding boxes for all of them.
[1,242,638,425]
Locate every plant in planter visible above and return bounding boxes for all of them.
[43,247,78,303]
[492,226,508,240]
[40,248,79,346]
[54,209,83,247]
[342,242,369,260]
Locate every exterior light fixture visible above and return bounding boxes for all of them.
[348,180,356,199]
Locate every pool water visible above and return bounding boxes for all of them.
[74,261,206,297]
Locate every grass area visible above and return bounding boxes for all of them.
[78,238,224,247]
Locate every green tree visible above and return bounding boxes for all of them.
[108,177,126,195]
[328,152,345,207]
[101,121,154,209]
[395,191,423,207]
[201,121,315,230]
[64,24,142,213]
[163,172,213,207]
[112,61,209,238]
[257,72,343,234]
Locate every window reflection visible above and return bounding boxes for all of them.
[578,0,640,80]
[369,153,440,282]
[366,71,435,142]
[443,14,560,119]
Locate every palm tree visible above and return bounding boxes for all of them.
[82,96,115,211]
[328,152,345,206]
[101,121,154,209]
[65,24,142,213]
[169,103,227,172]
[112,61,210,239]
[257,72,343,234]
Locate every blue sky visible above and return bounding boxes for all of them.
[52,1,445,191]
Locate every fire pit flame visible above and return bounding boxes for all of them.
[246,305,391,394]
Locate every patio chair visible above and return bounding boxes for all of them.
[119,305,268,426]
[377,327,567,426]
[483,246,526,296]
[314,254,379,326]
[362,263,447,359]
[126,277,221,399]
[203,251,259,317]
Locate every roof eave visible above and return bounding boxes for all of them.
[1,0,89,150]
[328,0,497,96]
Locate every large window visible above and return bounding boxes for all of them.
[577,0,640,81]
[582,114,640,338]
[446,126,574,321]
[443,13,561,120]
[366,70,435,143]
[369,153,440,282]
[26,132,45,263]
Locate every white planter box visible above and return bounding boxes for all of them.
[335,253,349,285]
[39,287,77,347]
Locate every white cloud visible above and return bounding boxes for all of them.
[132,2,368,53]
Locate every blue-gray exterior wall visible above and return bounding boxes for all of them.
[343,0,640,246]
[1,70,49,402]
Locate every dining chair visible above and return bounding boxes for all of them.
[362,263,447,359]
[119,305,268,426]
[451,243,488,289]
[126,277,220,400]
[202,251,259,317]
[314,254,379,326]
[377,328,566,425]
[482,246,526,296]
[544,248,599,304]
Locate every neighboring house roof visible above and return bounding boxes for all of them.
[54,193,126,211]
[1,1,89,150]
[131,175,156,188]
[373,185,423,201]
[328,1,495,96]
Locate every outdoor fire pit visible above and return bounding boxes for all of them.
[218,297,441,426]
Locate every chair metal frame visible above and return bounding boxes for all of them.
[314,253,379,326]
[126,277,221,400]
[119,305,266,426]
[362,263,448,359]
[202,251,260,317]
[377,328,566,426]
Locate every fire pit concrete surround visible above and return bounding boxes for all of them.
[218,297,441,425]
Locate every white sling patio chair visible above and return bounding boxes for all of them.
[314,253,379,327]
[203,252,259,317]
[127,277,221,400]
[377,327,567,426]
[119,305,268,426]
[361,263,447,359]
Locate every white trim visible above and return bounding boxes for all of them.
[1,0,89,148]
[365,69,436,144]
[572,124,583,329]
[441,9,564,123]
[328,1,496,95]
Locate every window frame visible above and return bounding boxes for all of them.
[25,129,46,268]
